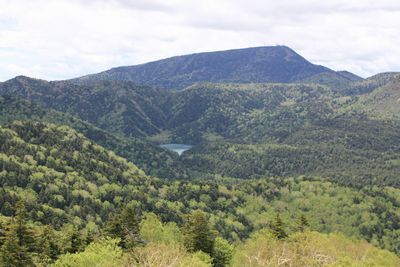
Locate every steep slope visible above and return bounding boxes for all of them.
[73,46,360,89]
[0,121,150,227]
[0,76,169,138]
[0,95,188,178]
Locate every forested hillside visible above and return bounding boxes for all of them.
[0,77,169,137]
[181,116,400,187]
[0,95,189,179]
[350,73,400,118]
[1,70,400,187]
[2,72,399,144]
[0,122,399,266]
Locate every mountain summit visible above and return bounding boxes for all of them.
[74,46,360,89]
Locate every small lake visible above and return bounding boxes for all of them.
[160,144,193,155]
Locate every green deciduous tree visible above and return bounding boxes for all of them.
[53,237,122,267]
[140,212,182,244]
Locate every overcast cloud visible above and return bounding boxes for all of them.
[0,0,399,81]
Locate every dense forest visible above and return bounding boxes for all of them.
[2,75,400,188]
[0,46,399,266]
[0,95,189,179]
[0,122,399,266]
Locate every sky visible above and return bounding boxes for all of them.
[1,0,400,81]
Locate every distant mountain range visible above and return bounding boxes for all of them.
[73,46,362,89]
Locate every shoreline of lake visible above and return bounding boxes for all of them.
[160,143,193,155]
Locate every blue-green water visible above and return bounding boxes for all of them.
[160,144,192,155]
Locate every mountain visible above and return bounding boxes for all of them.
[0,76,354,143]
[336,70,364,81]
[73,46,361,89]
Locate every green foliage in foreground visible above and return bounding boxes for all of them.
[52,238,123,267]
[50,218,400,267]
[0,202,35,267]
[212,237,234,267]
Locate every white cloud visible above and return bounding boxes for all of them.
[0,0,399,81]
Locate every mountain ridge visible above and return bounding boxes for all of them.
[72,46,362,89]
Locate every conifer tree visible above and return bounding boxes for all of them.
[0,202,35,267]
[38,225,59,262]
[182,211,215,255]
[271,213,287,239]
[297,214,309,232]
[105,204,142,249]
[69,228,84,253]
[212,237,234,267]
